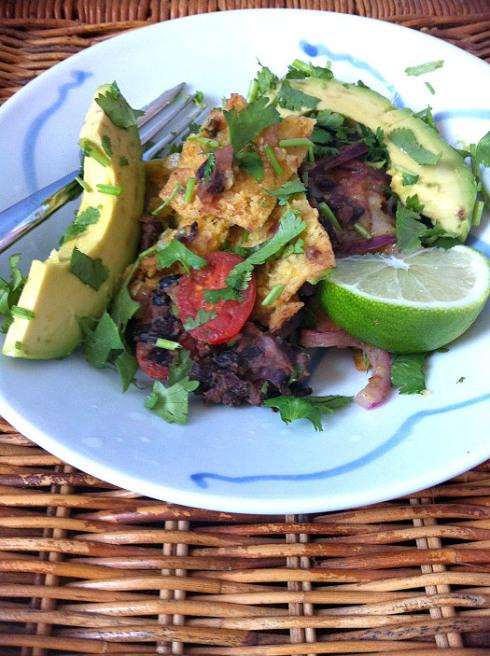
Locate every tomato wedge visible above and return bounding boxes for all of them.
[176,251,256,345]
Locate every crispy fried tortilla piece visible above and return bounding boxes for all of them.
[253,196,335,332]
[158,97,315,234]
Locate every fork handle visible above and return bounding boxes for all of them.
[0,170,82,255]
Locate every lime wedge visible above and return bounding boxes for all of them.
[320,246,490,352]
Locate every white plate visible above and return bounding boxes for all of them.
[1,9,490,514]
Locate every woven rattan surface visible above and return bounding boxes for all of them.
[1,1,490,654]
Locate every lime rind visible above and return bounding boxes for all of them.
[327,246,490,309]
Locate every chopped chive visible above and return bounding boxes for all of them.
[247,79,259,103]
[96,184,122,196]
[291,59,313,74]
[14,341,23,350]
[353,222,373,239]
[79,138,111,167]
[155,338,182,350]
[190,135,219,149]
[318,201,341,232]
[184,177,196,204]
[425,81,435,95]
[151,183,184,216]
[279,138,314,162]
[264,144,283,176]
[472,199,485,226]
[261,284,285,306]
[241,230,249,243]
[11,305,35,320]
[75,175,92,193]
[366,160,386,169]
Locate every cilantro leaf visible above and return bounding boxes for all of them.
[115,349,138,392]
[389,128,440,166]
[0,254,26,333]
[111,283,140,332]
[145,378,198,425]
[405,60,444,77]
[286,59,333,81]
[256,66,279,96]
[183,309,218,331]
[224,98,280,152]
[316,110,344,130]
[203,288,242,303]
[391,354,427,394]
[145,349,199,424]
[79,312,124,368]
[414,106,437,130]
[156,241,207,274]
[225,207,306,292]
[61,206,101,244]
[266,179,306,204]
[276,80,320,112]
[311,127,332,145]
[236,148,264,181]
[95,81,143,129]
[282,238,305,258]
[264,395,353,431]
[70,247,109,291]
[475,130,490,167]
[405,194,425,213]
[395,202,427,252]
[11,306,34,320]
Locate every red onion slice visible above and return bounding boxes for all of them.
[301,328,392,409]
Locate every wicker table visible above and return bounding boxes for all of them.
[1,2,490,654]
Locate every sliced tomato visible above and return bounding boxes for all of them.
[136,342,169,381]
[176,251,256,345]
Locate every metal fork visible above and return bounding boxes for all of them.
[0,83,207,254]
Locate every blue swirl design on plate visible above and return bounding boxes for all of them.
[22,70,92,191]
[191,393,490,488]
[434,109,490,122]
[300,40,404,107]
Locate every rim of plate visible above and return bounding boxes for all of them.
[1,8,490,514]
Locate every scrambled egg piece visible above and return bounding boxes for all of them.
[253,197,335,332]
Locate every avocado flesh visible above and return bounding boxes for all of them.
[286,78,476,240]
[3,84,144,359]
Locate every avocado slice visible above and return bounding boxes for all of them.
[3,84,145,359]
[282,78,477,240]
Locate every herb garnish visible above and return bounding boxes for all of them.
[156,241,207,274]
[145,350,199,425]
[264,395,353,431]
[391,354,427,394]
[119,156,129,167]
[264,144,283,176]
[156,338,182,350]
[69,247,109,291]
[261,284,285,306]
[266,179,306,204]
[425,81,435,95]
[79,138,111,167]
[224,97,280,152]
[96,184,122,196]
[389,128,440,166]
[95,81,144,129]
[0,254,26,333]
[248,66,279,101]
[60,206,101,244]
[75,175,92,192]
[235,148,264,181]
[11,306,34,320]
[275,80,320,112]
[183,309,218,331]
[286,59,333,81]
[151,183,184,216]
[405,60,444,77]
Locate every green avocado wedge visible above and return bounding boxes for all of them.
[3,83,145,359]
[281,78,477,240]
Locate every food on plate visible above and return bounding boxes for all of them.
[2,83,144,358]
[1,60,489,430]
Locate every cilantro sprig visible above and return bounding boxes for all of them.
[95,81,144,129]
[266,179,306,205]
[391,354,427,394]
[389,128,440,166]
[145,350,199,425]
[224,98,280,153]
[264,395,353,431]
[395,198,459,252]
[61,206,101,245]
[275,80,320,112]
[0,254,26,333]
